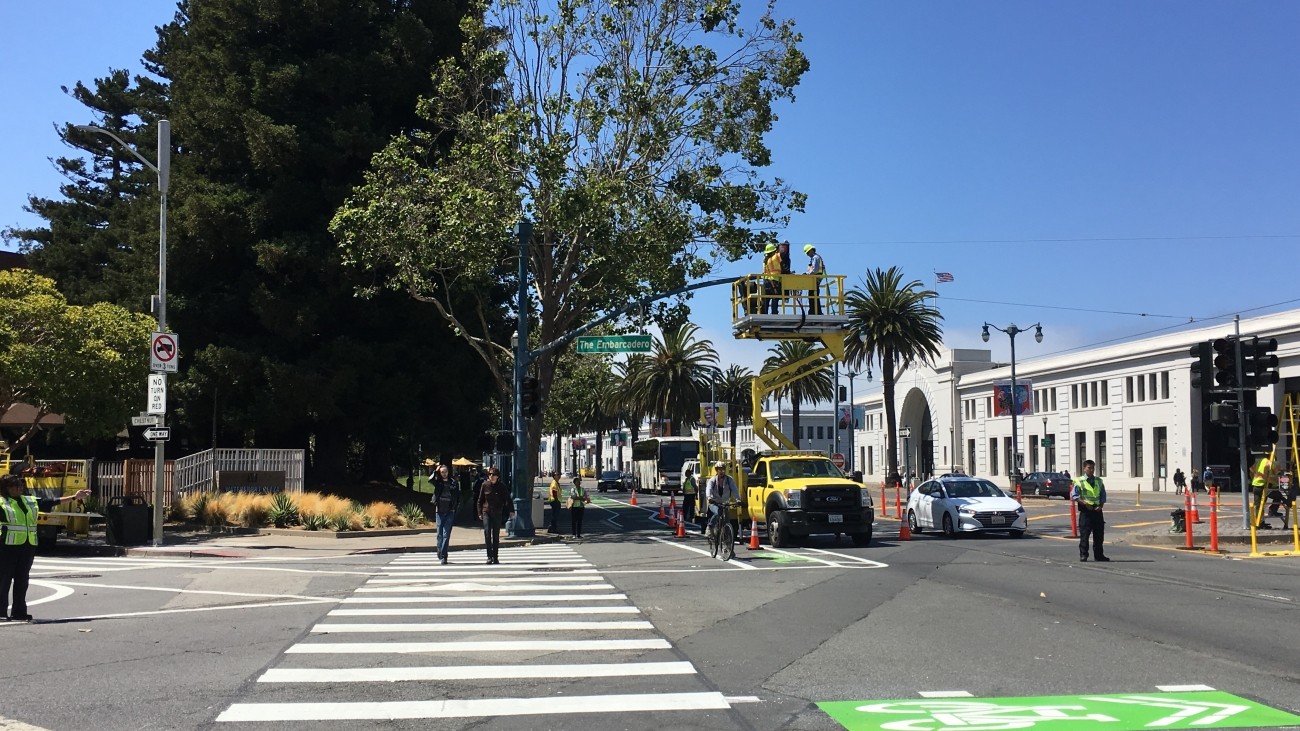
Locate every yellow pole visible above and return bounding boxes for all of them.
[1135,481,1142,507]
[1291,494,1299,555]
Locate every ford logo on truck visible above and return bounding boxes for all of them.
[825,495,842,503]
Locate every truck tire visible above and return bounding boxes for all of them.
[851,527,872,546]
[767,510,791,548]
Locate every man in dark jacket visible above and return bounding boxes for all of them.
[476,467,513,564]
[432,464,459,564]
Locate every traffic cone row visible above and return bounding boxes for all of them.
[748,518,761,550]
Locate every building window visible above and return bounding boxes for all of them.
[1076,431,1088,472]
[1051,389,1057,411]
[1034,391,1040,413]
[1149,373,1157,401]
[1045,433,1055,471]
[1154,426,1167,480]
[1005,436,1015,476]
[1096,430,1107,476]
[1138,376,1146,402]
[866,446,873,475]
[1131,428,1144,477]
[1126,377,1133,403]
[1101,380,1109,406]
[1090,381,1098,407]
[816,426,824,440]
[1161,371,1169,400]
[968,439,976,475]
[1030,435,1040,472]
[1071,384,1079,409]
[986,397,992,417]
[989,438,999,475]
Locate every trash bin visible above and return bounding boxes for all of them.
[1169,508,1186,533]
[106,495,151,546]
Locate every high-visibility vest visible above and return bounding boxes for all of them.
[570,484,588,506]
[0,494,39,546]
[548,479,561,501]
[1252,457,1272,488]
[763,252,781,280]
[682,475,697,495]
[1073,476,1102,507]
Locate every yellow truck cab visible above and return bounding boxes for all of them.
[1,447,92,544]
[746,450,873,547]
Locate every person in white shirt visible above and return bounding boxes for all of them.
[704,462,740,539]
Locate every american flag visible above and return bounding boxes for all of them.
[935,272,955,283]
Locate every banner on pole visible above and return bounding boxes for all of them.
[993,379,1034,417]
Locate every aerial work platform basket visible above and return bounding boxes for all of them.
[730,273,850,340]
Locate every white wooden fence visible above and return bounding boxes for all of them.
[91,448,304,508]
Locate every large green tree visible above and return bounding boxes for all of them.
[9,0,493,481]
[331,0,807,478]
[761,340,833,449]
[843,267,944,484]
[0,270,154,449]
[716,363,754,449]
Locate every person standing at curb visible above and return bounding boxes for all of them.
[681,465,697,528]
[1,473,89,621]
[1173,467,1186,496]
[547,472,562,533]
[477,467,511,564]
[569,476,590,538]
[1070,459,1109,562]
[432,464,459,565]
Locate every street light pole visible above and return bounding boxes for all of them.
[76,121,170,547]
[982,322,1043,499]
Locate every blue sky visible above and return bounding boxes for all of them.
[3,1,1299,396]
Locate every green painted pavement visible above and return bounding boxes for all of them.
[818,691,1300,731]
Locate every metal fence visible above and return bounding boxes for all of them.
[89,448,304,508]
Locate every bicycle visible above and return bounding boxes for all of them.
[707,499,741,561]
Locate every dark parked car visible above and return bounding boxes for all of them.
[597,470,629,493]
[1019,471,1073,498]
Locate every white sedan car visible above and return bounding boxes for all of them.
[906,476,1027,538]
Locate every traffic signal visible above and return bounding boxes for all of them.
[521,376,540,418]
[838,385,848,401]
[494,432,514,452]
[1209,401,1238,426]
[1247,406,1279,452]
[1241,336,1280,389]
[1188,341,1213,395]
[1211,337,1238,388]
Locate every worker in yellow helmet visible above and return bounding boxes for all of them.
[761,243,782,315]
[804,244,825,315]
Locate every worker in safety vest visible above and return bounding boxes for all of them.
[1069,459,1110,562]
[761,243,782,315]
[1250,453,1276,524]
[681,464,698,528]
[0,474,90,621]
[804,244,825,315]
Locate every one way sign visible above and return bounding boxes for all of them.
[143,427,171,442]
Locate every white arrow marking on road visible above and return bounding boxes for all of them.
[1086,695,1250,726]
[23,580,74,608]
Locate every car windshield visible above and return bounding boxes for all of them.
[600,471,622,479]
[769,459,843,479]
[944,480,1008,499]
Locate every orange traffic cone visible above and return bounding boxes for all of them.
[1189,488,1202,523]
[675,510,686,538]
[748,518,761,550]
[657,500,665,520]
[630,489,637,506]
[898,515,912,541]
[667,506,676,528]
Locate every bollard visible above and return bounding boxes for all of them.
[881,482,887,515]
[1184,488,1195,549]
[1209,486,1219,552]
[1135,481,1142,507]
[1069,498,1078,538]
[894,485,903,520]
[1015,482,1023,503]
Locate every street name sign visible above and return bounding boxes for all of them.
[143,427,171,442]
[131,415,160,427]
[818,691,1300,731]
[576,334,652,354]
[1041,436,1055,447]
[151,331,179,373]
[147,374,166,415]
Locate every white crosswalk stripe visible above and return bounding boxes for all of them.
[216,544,733,725]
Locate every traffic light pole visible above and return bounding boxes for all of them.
[1234,316,1250,529]
[511,221,534,537]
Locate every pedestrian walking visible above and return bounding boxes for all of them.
[431,464,459,564]
[477,467,511,564]
[681,465,697,526]
[546,472,562,533]
[1,473,90,621]
[804,244,825,315]
[1172,468,1186,495]
[1201,465,1214,494]
[568,477,590,538]
[1070,459,1109,562]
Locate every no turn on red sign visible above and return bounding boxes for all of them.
[151,332,179,373]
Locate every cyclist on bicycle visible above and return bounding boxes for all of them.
[704,461,740,541]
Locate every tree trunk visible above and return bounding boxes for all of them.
[791,390,802,448]
[883,351,900,486]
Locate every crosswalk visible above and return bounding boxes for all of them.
[216,545,732,725]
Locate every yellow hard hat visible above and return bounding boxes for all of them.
[764,244,777,254]
[803,244,815,254]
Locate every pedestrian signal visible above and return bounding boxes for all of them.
[521,376,540,418]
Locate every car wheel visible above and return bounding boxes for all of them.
[1009,529,1025,538]
[907,509,922,535]
[942,512,957,539]
[851,527,872,546]
[768,510,791,548]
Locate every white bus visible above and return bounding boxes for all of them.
[630,436,699,495]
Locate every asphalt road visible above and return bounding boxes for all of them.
[3,493,1298,731]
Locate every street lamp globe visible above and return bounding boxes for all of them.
[981,325,990,343]
[1034,325,1044,343]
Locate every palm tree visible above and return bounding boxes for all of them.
[625,324,719,435]
[843,266,944,485]
[716,364,754,449]
[577,367,623,473]
[761,341,834,449]
[615,354,651,442]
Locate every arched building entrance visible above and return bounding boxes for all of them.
[899,387,935,480]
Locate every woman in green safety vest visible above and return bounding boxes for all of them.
[0,474,90,621]
[682,465,698,529]
[569,477,590,538]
